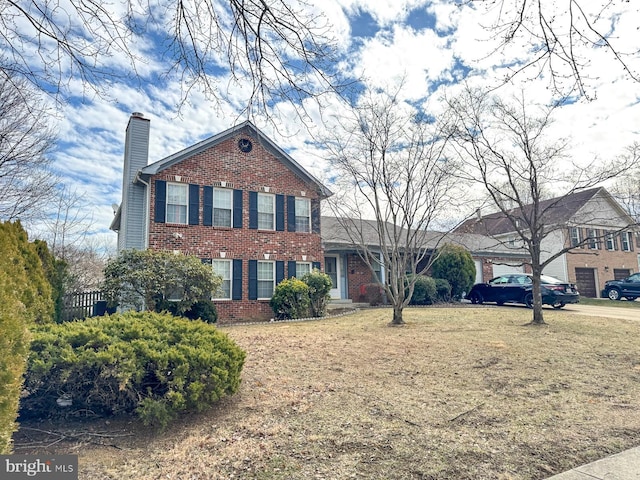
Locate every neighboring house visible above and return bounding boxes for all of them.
[110,113,331,322]
[456,187,640,298]
[321,216,531,302]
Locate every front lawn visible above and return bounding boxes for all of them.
[579,296,640,308]
[15,307,640,479]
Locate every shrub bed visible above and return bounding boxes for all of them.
[21,312,245,428]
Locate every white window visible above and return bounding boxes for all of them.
[213,188,232,227]
[258,193,275,230]
[569,227,582,247]
[295,198,311,233]
[296,262,311,277]
[606,231,617,251]
[167,183,188,224]
[587,229,599,250]
[622,232,632,252]
[257,261,275,299]
[212,260,232,300]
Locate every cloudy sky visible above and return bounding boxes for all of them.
[27,0,640,250]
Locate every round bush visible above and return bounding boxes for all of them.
[270,278,310,319]
[21,312,245,429]
[409,276,437,305]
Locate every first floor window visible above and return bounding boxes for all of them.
[258,261,275,299]
[296,262,312,277]
[295,198,311,233]
[213,188,232,227]
[212,260,232,299]
[167,183,188,224]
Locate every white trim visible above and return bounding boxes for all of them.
[257,260,275,300]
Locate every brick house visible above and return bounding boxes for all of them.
[321,216,531,302]
[110,113,331,322]
[456,187,639,297]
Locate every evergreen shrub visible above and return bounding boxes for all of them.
[270,278,311,319]
[409,276,438,305]
[301,270,332,317]
[21,311,245,429]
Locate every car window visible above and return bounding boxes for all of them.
[490,276,509,285]
[629,274,640,283]
[514,275,532,284]
[540,275,563,284]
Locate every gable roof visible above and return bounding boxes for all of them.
[138,120,332,198]
[456,187,633,236]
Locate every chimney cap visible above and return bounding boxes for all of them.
[131,112,145,118]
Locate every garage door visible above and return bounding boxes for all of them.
[575,268,597,298]
[492,263,524,278]
[614,269,631,281]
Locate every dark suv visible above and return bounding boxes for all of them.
[602,273,640,301]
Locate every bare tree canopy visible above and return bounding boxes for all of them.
[446,87,637,324]
[2,0,342,113]
[611,143,640,222]
[0,75,58,222]
[325,88,461,325]
[474,0,640,98]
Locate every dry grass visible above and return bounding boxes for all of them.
[14,306,640,479]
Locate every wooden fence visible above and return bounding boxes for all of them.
[61,290,112,322]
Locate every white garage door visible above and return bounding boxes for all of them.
[492,263,524,278]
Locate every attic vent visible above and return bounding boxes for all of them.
[261,186,271,193]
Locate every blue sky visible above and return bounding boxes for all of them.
[29,0,640,250]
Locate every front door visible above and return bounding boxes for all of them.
[324,256,341,299]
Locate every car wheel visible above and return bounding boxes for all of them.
[469,292,483,304]
[552,302,565,309]
[607,288,622,301]
[524,293,534,308]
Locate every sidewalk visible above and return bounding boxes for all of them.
[547,446,640,479]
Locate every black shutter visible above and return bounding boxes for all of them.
[189,184,199,225]
[287,261,296,278]
[232,259,243,300]
[311,199,321,234]
[248,260,258,300]
[249,191,258,229]
[203,186,213,226]
[233,189,243,228]
[312,261,321,271]
[276,261,285,285]
[154,180,166,223]
[276,194,285,231]
[201,258,212,265]
[287,195,296,232]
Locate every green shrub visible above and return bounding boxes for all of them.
[21,311,245,429]
[430,244,476,300]
[270,278,311,319]
[0,221,54,453]
[409,276,437,305]
[156,298,218,324]
[434,278,452,302]
[302,269,332,317]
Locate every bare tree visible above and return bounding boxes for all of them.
[2,0,342,116]
[324,89,461,326]
[0,75,58,222]
[473,0,640,99]
[446,87,636,324]
[610,143,640,222]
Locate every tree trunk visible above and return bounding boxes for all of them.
[390,305,405,326]
[529,266,546,325]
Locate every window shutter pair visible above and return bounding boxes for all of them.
[153,180,199,225]
[203,187,243,228]
[249,192,285,230]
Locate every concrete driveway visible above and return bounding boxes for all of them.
[562,303,640,322]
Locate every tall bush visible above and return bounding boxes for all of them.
[430,244,476,300]
[103,249,221,313]
[302,269,332,317]
[21,312,245,429]
[0,222,54,453]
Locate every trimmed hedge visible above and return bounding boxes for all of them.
[21,312,245,429]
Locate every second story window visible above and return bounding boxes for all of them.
[258,193,275,230]
[606,231,617,250]
[167,183,188,224]
[569,227,582,248]
[294,198,311,233]
[213,188,232,227]
[621,231,633,252]
[587,229,599,250]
